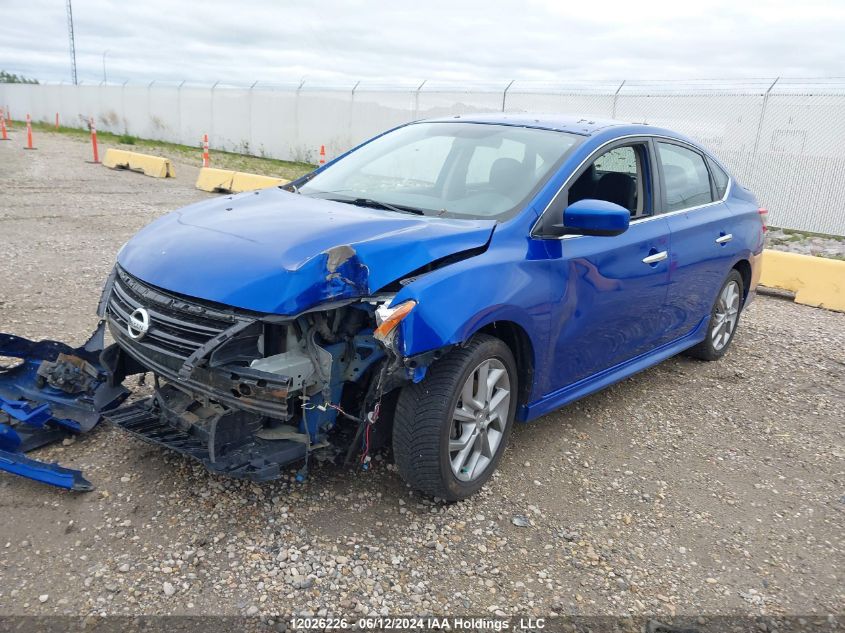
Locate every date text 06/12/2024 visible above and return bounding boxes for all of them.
[290,616,547,630]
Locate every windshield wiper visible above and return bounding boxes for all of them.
[330,197,425,216]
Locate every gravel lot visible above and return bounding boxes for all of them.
[1,132,843,620]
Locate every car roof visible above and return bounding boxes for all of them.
[420,112,700,145]
[422,112,633,136]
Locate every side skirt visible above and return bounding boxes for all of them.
[518,316,708,422]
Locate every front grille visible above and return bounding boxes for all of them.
[106,266,245,359]
[104,267,291,420]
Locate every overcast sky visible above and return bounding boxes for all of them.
[1,0,843,87]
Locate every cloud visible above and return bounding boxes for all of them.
[0,0,842,86]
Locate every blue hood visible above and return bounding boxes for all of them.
[117,187,496,315]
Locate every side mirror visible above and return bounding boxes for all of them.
[559,199,630,237]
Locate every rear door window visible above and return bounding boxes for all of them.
[656,142,714,212]
[707,157,730,198]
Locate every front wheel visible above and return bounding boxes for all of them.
[392,334,517,501]
[686,269,744,361]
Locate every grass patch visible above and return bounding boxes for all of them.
[769,226,845,242]
[14,119,316,182]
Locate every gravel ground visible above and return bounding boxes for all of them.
[1,132,843,620]
[767,228,845,260]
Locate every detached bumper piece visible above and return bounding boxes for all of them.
[106,383,306,482]
[0,429,93,491]
[0,324,129,491]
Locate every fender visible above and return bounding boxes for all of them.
[391,232,551,404]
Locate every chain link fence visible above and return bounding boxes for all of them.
[2,78,844,235]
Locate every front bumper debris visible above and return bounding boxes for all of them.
[0,323,129,490]
[106,387,307,482]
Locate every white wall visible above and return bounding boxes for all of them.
[2,80,843,235]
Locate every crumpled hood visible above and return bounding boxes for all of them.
[117,187,495,314]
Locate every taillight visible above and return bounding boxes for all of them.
[757,208,768,233]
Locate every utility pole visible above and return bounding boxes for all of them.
[102,50,110,85]
[66,0,78,85]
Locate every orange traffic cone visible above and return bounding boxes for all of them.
[88,117,100,164]
[202,133,210,167]
[0,113,8,141]
[319,144,326,165]
[24,113,35,150]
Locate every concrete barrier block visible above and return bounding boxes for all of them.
[196,168,288,193]
[101,148,130,169]
[195,167,235,192]
[103,149,175,178]
[230,172,288,193]
[760,249,845,312]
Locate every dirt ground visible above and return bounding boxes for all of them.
[0,132,843,620]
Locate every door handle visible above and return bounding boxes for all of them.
[715,233,733,244]
[642,250,668,265]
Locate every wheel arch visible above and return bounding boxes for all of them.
[472,319,535,409]
[732,258,752,303]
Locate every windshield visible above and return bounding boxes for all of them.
[298,122,582,220]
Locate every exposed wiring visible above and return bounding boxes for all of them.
[359,401,381,467]
[310,359,392,469]
[356,360,390,468]
[296,395,312,482]
[321,401,364,424]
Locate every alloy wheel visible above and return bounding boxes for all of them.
[711,280,740,351]
[449,358,511,482]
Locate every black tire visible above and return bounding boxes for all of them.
[685,269,744,361]
[393,334,517,501]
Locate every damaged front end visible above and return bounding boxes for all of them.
[1,187,490,488]
[0,325,129,490]
[99,265,425,482]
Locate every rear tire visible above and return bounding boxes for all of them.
[685,269,744,361]
[392,334,517,501]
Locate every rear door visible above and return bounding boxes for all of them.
[655,140,742,340]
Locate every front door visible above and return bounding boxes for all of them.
[541,140,672,395]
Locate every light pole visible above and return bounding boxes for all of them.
[66,0,77,84]
[102,50,110,85]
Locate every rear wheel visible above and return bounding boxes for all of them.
[686,270,744,361]
[392,334,517,501]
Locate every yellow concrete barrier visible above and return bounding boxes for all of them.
[195,167,288,193]
[230,172,288,192]
[760,249,845,312]
[195,167,235,192]
[103,149,175,178]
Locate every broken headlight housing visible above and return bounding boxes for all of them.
[373,300,416,348]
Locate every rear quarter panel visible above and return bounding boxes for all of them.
[724,182,765,299]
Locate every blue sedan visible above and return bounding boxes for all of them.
[82,114,766,499]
